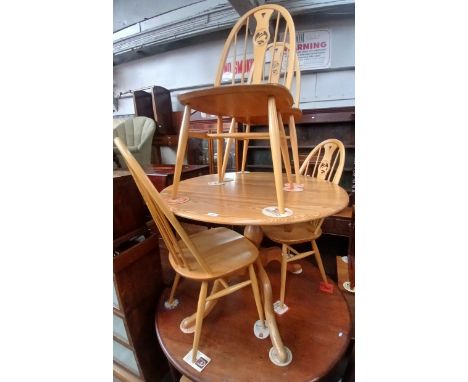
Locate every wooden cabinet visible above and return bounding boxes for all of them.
[133,86,175,164]
[113,233,166,382]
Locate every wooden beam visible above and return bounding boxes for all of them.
[228,0,265,17]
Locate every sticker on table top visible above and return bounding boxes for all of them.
[262,206,293,218]
[343,281,355,293]
[166,196,189,204]
[273,300,289,315]
[207,212,219,217]
[183,349,211,372]
[207,178,234,186]
[253,319,270,339]
[283,182,304,192]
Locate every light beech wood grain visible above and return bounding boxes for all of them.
[161,172,349,226]
[261,139,347,307]
[172,4,300,214]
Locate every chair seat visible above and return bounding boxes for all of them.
[177,84,294,124]
[262,223,322,245]
[170,227,259,280]
[245,107,302,125]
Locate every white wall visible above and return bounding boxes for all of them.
[113,14,355,117]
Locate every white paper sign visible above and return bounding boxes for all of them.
[295,29,331,70]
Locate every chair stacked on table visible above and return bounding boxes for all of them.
[170,4,302,214]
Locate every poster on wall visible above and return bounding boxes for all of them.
[295,29,331,70]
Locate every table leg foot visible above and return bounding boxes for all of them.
[244,226,290,365]
[256,258,289,364]
[179,279,223,334]
[253,319,270,339]
[269,346,293,367]
[289,264,303,274]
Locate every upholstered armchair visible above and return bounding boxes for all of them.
[113,117,156,168]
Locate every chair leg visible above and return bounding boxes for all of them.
[312,240,328,284]
[277,114,293,187]
[280,244,288,307]
[179,280,223,332]
[248,264,265,327]
[241,124,250,172]
[172,105,191,199]
[208,138,214,174]
[267,96,285,214]
[216,116,224,183]
[192,281,208,362]
[167,273,181,304]
[288,115,301,185]
[220,118,236,181]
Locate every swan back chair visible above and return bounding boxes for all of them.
[172,4,299,214]
[261,139,346,306]
[114,137,265,362]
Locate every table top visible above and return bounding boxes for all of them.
[155,260,352,381]
[113,164,208,179]
[160,172,349,226]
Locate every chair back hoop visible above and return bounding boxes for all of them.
[307,217,324,235]
[113,137,212,274]
[214,4,296,90]
[299,139,346,184]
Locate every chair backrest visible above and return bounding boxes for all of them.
[114,137,212,274]
[113,116,155,148]
[215,4,297,91]
[299,139,346,184]
[247,42,301,108]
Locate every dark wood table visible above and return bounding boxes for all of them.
[156,260,352,381]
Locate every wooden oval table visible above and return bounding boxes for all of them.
[160,172,349,368]
[156,260,352,381]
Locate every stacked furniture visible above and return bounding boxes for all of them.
[171,4,301,214]
[113,3,355,380]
